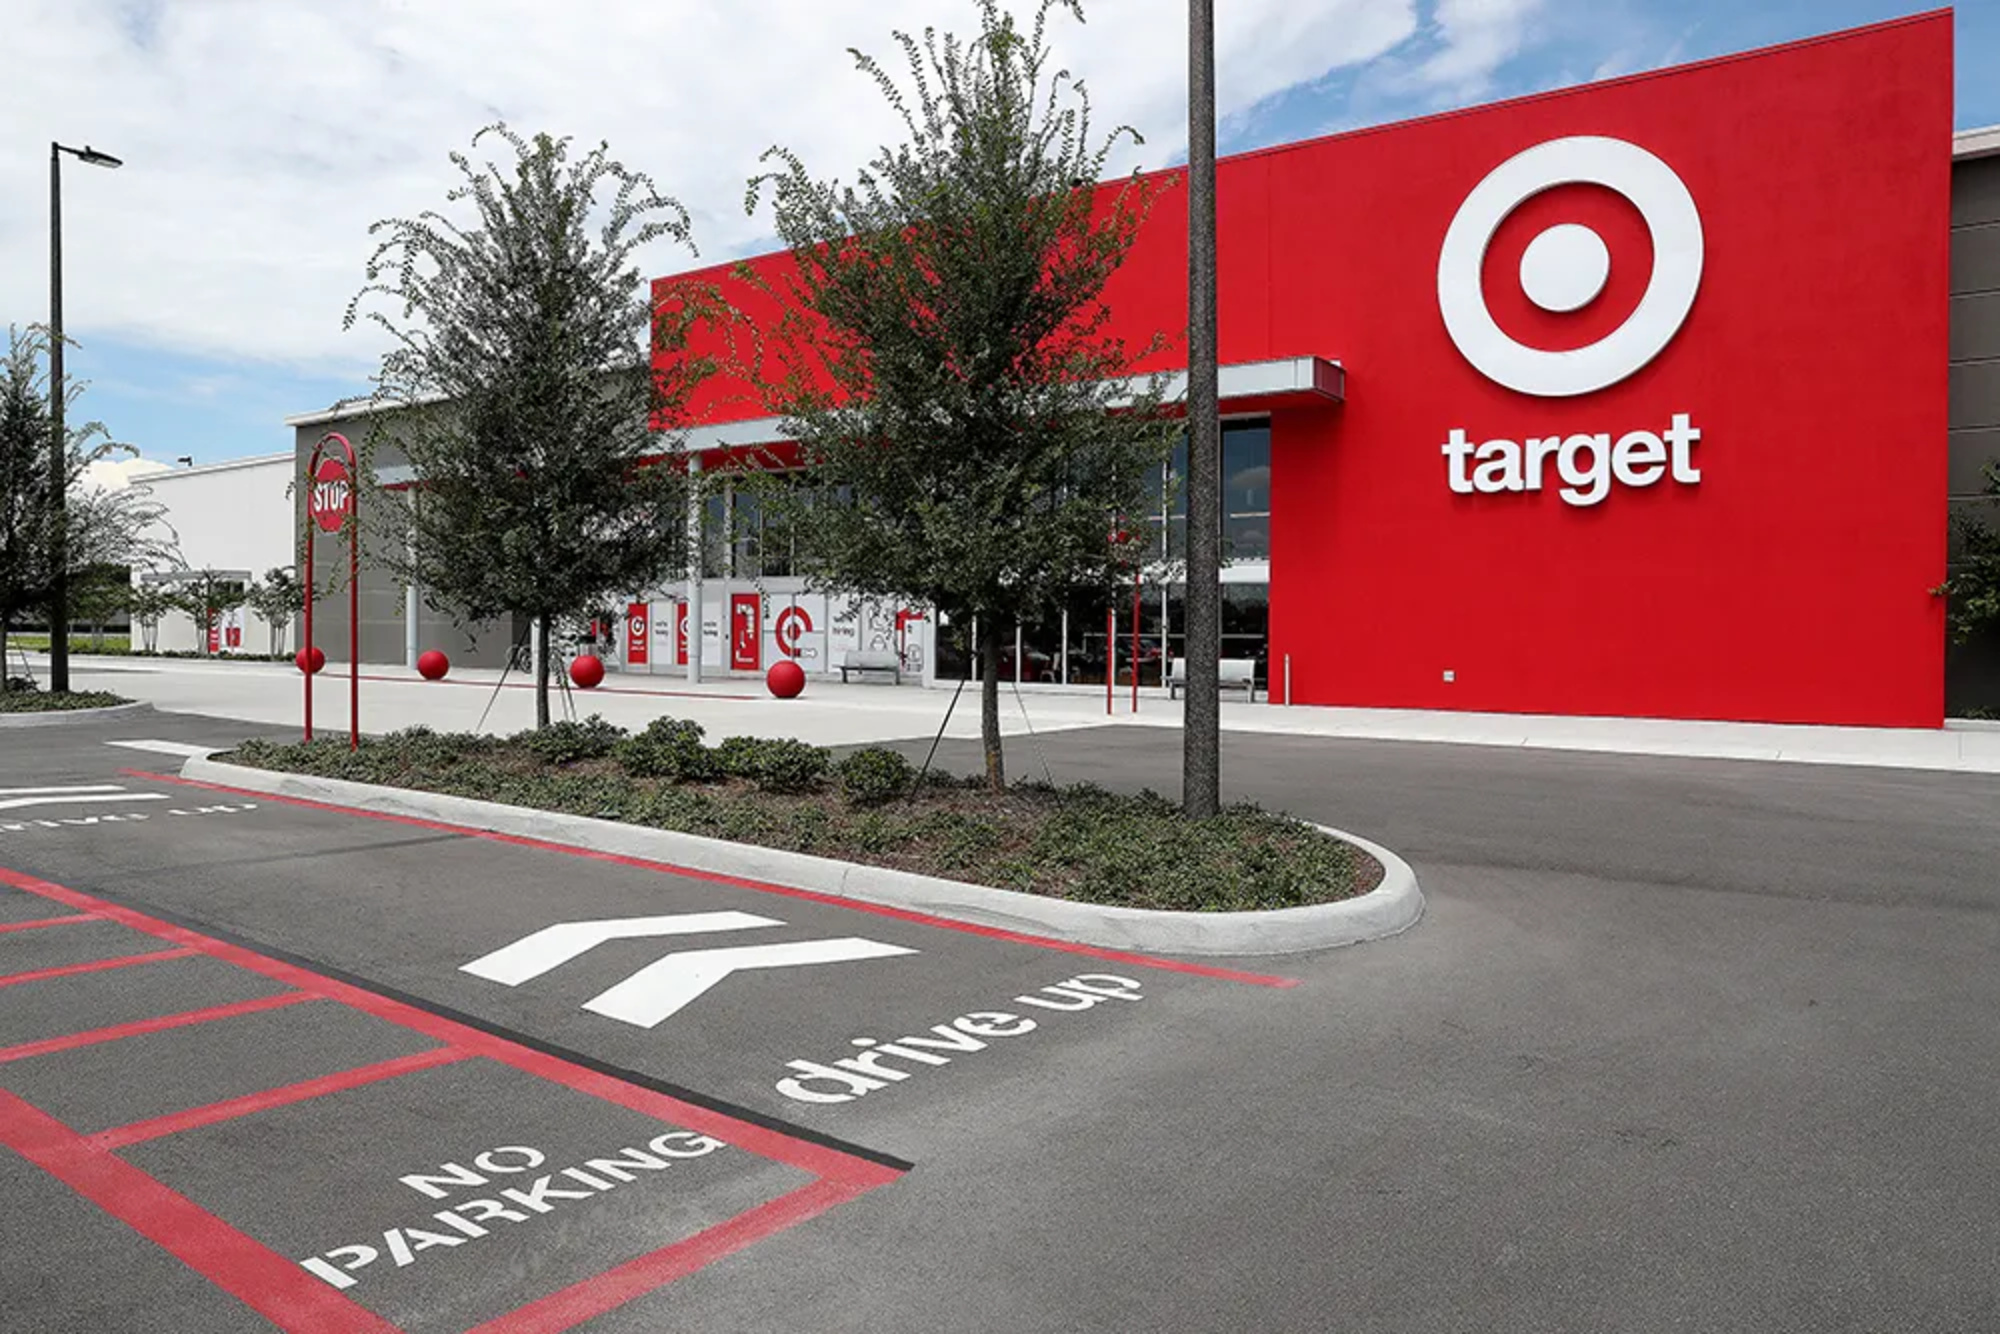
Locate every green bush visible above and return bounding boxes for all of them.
[615,716,713,781]
[512,715,625,765]
[835,747,913,806]
[713,735,764,779]
[379,725,499,767]
[749,738,831,793]
[714,735,831,792]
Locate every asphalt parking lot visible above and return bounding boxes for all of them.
[3,707,1998,1332]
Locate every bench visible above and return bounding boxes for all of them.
[1168,657,1259,702]
[840,649,903,684]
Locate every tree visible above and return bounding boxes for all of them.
[243,566,301,656]
[173,568,244,657]
[127,582,176,653]
[70,564,129,650]
[747,0,1173,790]
[345,125,723,727]
[0,326,177,687]
[1943,462,2000,647]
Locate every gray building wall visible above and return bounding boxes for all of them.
[292,413,517,671]
[1950,152,2000,713]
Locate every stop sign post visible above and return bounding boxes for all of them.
[302,432,360,749]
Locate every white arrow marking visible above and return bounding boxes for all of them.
[583,937,919,1029]
[0,792,167,812]
[460,912,784,987]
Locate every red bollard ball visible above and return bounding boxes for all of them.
[416,649,450,681]
[767,659,806,699]
[296,646,326,675]
[568,654,605,689]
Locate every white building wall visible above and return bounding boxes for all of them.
[133,453,296,655]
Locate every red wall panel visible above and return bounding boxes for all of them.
[659,12,1952,727]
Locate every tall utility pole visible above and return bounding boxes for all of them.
[1183,0,1221,818]
[47,141,122,694]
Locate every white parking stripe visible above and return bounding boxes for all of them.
[105,740,223,758]
[0,786,124,797]
[0,793,169,812]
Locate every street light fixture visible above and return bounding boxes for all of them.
[48,141,122,693]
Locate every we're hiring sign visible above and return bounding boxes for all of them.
[1246,12,1951,726]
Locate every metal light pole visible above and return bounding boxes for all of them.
[48,141,122,694]
[1183,0,1222,818]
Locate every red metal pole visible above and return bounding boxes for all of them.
[302,442,321,743]
[348,489,359,752]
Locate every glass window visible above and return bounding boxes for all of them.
[701,492,728,579]
[1065,590,1112,686]
[1017,617,1063,684]
[1222,423,1271,562]
[1160,419,1269,564]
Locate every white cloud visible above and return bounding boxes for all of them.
[0,0,1420,379]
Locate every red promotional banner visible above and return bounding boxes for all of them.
[675,602,689,666]
[625,602,649,667]
[730,594,760,671]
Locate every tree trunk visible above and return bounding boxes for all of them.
[978,612,1004,792]
[534,611,552,730]
[0,619,10,689]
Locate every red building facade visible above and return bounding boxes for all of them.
[657,12,1952,727]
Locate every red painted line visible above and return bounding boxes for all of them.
[0,991,319,1064]
[466,1174,874,1334]
[0,913,96,935]
[127,770,1301,989]
[0,945,197,990]
[0,1088,404,1334]
[94,1045,471,1150]
[0,866,890,1186]
[0,864,899,1332]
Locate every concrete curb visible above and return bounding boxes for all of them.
[0,700,151,728]
[181,757,1423,957]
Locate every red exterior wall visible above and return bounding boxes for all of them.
[659,12,1953,727]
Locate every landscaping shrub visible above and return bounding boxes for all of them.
[512,715,625,765]
[713,735,763,778]
[835,747,913,806]
[615,716,713,781]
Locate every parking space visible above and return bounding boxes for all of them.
[0,871,898,1334]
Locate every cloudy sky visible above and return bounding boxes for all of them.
[0,0,1988,465]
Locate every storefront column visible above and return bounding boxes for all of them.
[686,455,703,686]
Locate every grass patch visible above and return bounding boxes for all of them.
[219,721,1380,912]
[0,689,133,713]
[10,634,133,654]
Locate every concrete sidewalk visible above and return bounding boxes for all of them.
[24,652,2000,774]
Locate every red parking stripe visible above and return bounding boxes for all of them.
[0,946,197,990]
[0,991,319,1064]
[130,769,1303,989]
[0,864,901,1333]
[0,914,95,935]
[94,1045,471,1150]
[0,865,889,1185]
[467,1174,871,1334]
[0,1089,404,1334]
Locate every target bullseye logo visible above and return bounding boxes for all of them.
[1438,135,1704,397]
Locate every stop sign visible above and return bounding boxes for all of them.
[308,456,352,533]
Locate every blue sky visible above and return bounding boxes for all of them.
[7,0,1985,468]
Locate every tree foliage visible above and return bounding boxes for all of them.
[0,325,177,685]
[345,125,725,726]
[1944,461,2000,647]
[244,566,303,656]
[745,0,1173,788]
